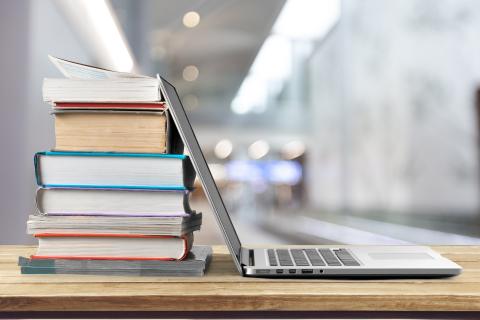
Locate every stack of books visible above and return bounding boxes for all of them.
[20,57,210,276]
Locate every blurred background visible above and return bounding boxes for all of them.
[2,0,480,246]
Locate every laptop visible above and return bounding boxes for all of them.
[159,77,462,278]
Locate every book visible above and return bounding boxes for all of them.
[19,245,212,276]
[53,109,183,153]
[44,56,163,103]
[32,233,194,260]
[48,55,149,80]
[53,102,166,111]
[34,151,195,190]
[35,188,192,216]
[27,213,202,236]
[43,78,163,103]
[24,56,203,275]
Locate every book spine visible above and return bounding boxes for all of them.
[30,255,176,261]
[183,157,196,189]
[166,110,185,155]
[20,266,204,276]
[33,233,178,238]
[33,153,42,186]
[179,233,194,260]
[21,266,57,274]
[54,102,166,109]
[35,188,46,215]
[40,150,187,159]
[39,184,188,191]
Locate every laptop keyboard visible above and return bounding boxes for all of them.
[274,249,294,266]
[267,248,360,267]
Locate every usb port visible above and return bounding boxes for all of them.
[256,269,270,274]
[288,269,296,274]
[301,269,314,274]
[276,269,284,274]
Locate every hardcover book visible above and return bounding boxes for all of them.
[34,151,196,190]
[53,109,183,154]
[24,56,205,276]
[32,233,194,260]
[27,213,202,236]
[43,78,163,103]
[19,245,212,276]
[35,188,193,216]
[53,102,166,111]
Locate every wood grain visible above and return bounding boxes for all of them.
[0,245,479,312]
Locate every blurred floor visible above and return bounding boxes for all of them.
[192,199,480,246]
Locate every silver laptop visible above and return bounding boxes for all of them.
[159,77,462,278]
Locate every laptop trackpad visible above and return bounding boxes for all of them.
[368,252,434,260]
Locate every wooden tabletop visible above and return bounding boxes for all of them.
[1,245,480,319]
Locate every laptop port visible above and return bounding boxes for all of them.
[288,269,296,274]
[256,269,270,274]
[276,269,284,274]
[302,269,314,274]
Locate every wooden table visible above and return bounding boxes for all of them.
[1,245,480,319]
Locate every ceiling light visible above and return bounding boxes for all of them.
[214,139,233,159]
[231,75,265,114]
[183,11,201,28]
[281,141,306,160]
[231,35,290,114]
[231,97,248,115]
[208,163,227,181]
[182,94,199,111]
[231,0,340,114]
[251,35,291,80]
[248,140,270,160]
[182,65,199,82]
[273,0,341,40]
[82,0,134,71]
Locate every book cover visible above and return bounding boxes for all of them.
[19,246,212,276]
[32,233,194,261]
[54,102,166,111]
[52,108,184,154]
[27,212,202,236]
[35,187,193,216]
[34,151,195,190]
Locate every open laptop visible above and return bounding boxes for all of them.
[159,77,462,278]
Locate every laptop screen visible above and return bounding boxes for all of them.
[159,77,243,272]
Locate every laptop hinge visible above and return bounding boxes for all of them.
[240,247,253,266]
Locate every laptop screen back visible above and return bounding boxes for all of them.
[159,77,243,273]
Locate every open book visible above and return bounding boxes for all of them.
[48,55,149,80]
[44,56,163,102]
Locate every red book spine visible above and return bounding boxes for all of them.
[54,102,166,110]
[29,255,176,261]
[34,233,174,239]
